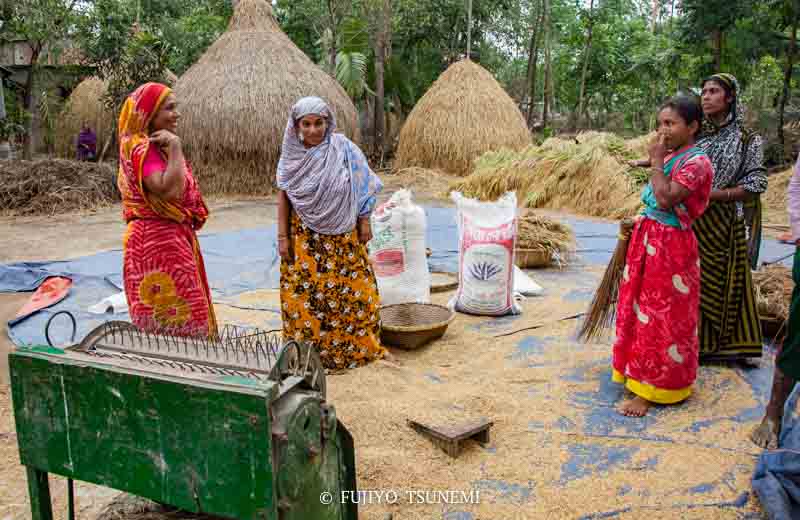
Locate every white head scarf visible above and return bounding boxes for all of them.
[276,97,359,235]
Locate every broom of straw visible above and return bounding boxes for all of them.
[577,217,636,342]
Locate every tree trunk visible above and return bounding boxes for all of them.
[327,0,338,74]
[372,0,391,160]
[651,0,658,32]
[542,0,552,128]
[374,41,386,158]
[712,29,723,71]
[779,12,798,162]
[574,0,595,131]
[466,0,472,58]
[525,0,544,126]
[22,44,42,160]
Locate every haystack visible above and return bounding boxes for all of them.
[175,0,360,195]
[55,77,114,159]
[395,59,530,176]
[55,71,178,159]
[449,132,644,219]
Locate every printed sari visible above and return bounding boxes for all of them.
[695,73,766,360]
[278,97,386,369]
[117,82,217,337]
[612,146,713,404]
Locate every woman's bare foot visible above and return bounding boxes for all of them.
[618,396,651,417]
[750,416,781,449]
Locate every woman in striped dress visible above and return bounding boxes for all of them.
[693,73,767,362]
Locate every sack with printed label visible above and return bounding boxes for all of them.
[449,191,521,316]
[368,189,430,305]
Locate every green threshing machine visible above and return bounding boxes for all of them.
[9,320,358,520]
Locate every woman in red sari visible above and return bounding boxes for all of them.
[612,95,713,417]
[117,82,217,337]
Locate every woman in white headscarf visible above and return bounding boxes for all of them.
[276,97,386,370]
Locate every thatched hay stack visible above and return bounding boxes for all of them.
[55,77,114,159]
[449,132,644,219]
[175,0,360,195]
[55,71,179,159]
[395,59,530,176]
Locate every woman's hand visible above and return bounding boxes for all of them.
[648,134,668,167]
[628,159,650,168]
[149,130,181,154]
[278,236,293,262]
[357,217,372,244]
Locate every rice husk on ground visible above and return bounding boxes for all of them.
[449,132,645,219]
[205,281,766,519]
[0,159,119,216]
[516,210,575,263]
[753,264,793,321]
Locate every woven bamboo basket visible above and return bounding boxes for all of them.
[380,303,455,350]
[430,271,458,293]
[514,248,552,268]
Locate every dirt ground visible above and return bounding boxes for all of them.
[0,168,778,519]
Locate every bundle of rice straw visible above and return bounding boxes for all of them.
[516,211,575,266]
[449,132,646,219]
[623,131,655,159]
[753,265,793,322]
[0,159,119,216]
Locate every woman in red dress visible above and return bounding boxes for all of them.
[117,82,217,337]
[613,95,714,417]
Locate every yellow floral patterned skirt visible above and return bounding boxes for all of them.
[280,212,386,370]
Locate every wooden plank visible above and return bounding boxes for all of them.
[11,352,277,520]
[407,418,493,458]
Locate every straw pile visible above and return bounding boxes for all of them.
[753,264,793,321]
[55,77,114,159]
[516,210,575,264]
[449,132,645,219]
[175,0,360,195]
[623,131,655,159]
[395,59,531,176]
[0,159,119,215]
[764,167,792,209]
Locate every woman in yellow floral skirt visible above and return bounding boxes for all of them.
[276,97,386,370]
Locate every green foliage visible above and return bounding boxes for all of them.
[336,51,372,99]
[77,0,231,77]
